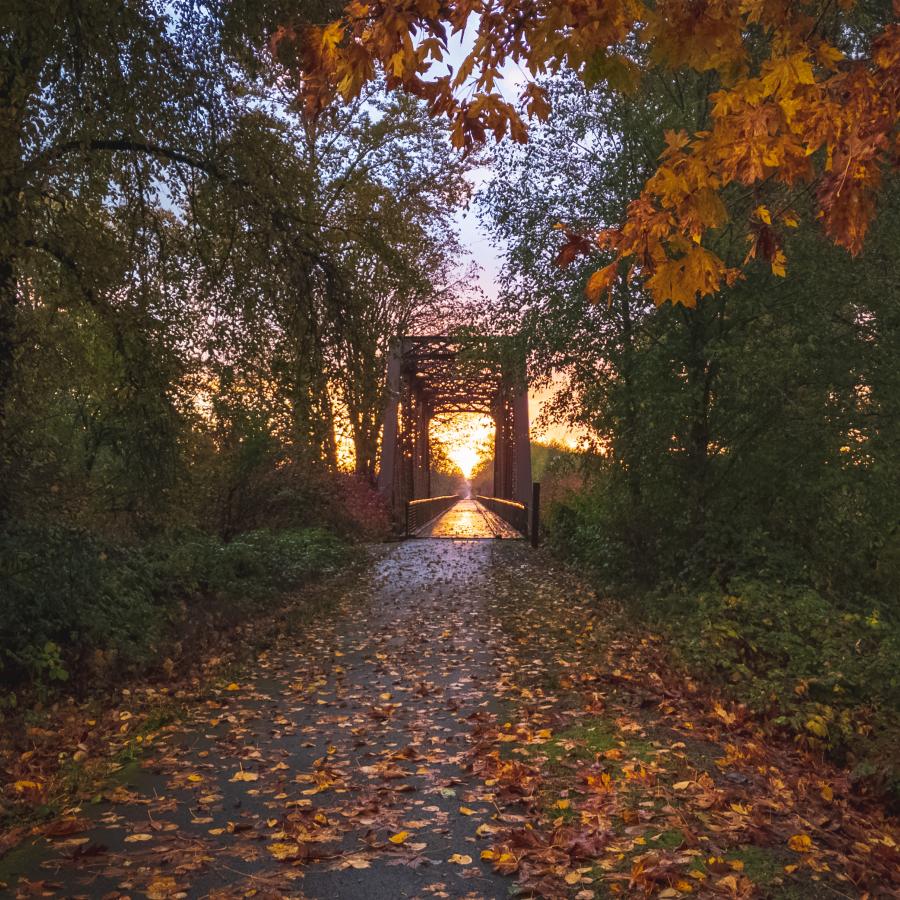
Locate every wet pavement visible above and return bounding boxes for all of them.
[3,540,525,900]
[415,500,520,540]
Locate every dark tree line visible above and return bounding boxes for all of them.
[0,1,472,696]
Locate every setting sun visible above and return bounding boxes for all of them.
[429,413,494,480]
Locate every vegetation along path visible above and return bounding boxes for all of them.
[2,541,899,899]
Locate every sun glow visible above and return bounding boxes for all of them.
[429,413,494,479]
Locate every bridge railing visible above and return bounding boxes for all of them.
[476,495,529,537]
[406,495,460,536]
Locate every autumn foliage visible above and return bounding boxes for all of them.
[276,0,900,307]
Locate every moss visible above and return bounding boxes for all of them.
[648,828,684,850]
[0,840,48,888]
[527,718,620,767]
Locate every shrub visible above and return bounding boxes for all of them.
[0,526,165,692]
[638,579,900,801]
[0,524,349,703]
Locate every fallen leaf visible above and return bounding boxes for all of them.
[146,877,178,899]
[788,833,813,853]
[268,841,301,860]
[12,780,41,793]
[448,853,472,864]
[230,770,258,782]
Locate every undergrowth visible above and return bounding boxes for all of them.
[0,525,349,711]
[545,491,900,808]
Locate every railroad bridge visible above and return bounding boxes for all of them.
[377,336,535,539]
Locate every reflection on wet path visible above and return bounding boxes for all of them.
[415,499,520,539]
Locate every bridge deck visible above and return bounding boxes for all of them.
[415,498,521,539]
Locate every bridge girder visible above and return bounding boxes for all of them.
[376,335,532,524]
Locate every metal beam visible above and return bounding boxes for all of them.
[378,334,531,530]
[376,340,402,499]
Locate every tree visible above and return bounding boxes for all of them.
[0,1,474,526]
[0,1,239,521]
[481,70,900,595]
[274,0,900,307]
[312,92,472,478]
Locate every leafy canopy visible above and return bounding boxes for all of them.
[273,0,900,307]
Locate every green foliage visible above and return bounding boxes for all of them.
[0,3,454,728]
[0,525,348,702]
[482,72,900,802]
[639,580,900,798]
[648,581,898,720]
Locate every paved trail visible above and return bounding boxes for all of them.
[4,540,525,899]
[5,535,900,898]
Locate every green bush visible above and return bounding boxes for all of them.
[638,579,900,801]
[544,487,900,803]
[0,526,163,692]
[0,525,348,700]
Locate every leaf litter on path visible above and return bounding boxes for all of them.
[0,539,898,899]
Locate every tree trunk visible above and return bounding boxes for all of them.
[0,115,23,525]
[682,305,717,548]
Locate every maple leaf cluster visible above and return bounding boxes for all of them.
[273,0,900,307]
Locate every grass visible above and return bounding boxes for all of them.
[521,716,657,771]
[726,845,814,899]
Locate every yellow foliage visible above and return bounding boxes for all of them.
[281,0,900,303]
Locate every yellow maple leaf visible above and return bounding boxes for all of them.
[816,41,844,70]
[268,841,301,860]
[389,830,410,844]
[585,262,618,304]
[788,833,813,853]
[320,21,344,53]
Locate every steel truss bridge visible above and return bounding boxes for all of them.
[376,336,533,536]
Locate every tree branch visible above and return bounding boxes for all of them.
[30,137,238,184]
